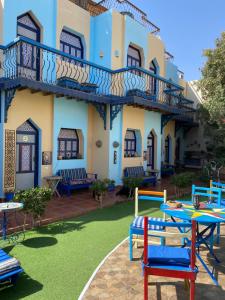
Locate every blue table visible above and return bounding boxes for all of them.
[161,201,225,285]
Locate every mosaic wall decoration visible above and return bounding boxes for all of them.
[4,130,16,192]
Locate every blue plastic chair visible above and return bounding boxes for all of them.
[192,184,222,245]
[143,217,198,300]
[210,180,225,204]
[129,188,167,261]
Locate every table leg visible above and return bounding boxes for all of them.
[196,252,219,286]
[2,212,7,240]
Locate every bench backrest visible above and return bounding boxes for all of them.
[124,166,145,178]
[58,168,87,181]
[192,184,222,207]
[135,188,167,218]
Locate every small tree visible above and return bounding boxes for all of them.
[14,187,53,228]
[122,177,143,199]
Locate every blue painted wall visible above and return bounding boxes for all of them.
[0,91,4,198]
[90,11,112,68]
[108,108,123,185]
[124,16,149,67]
[53,98,88,174]
[165,61,179,84]
[2,0,57,46]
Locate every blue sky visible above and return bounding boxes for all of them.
[131,0,225,81]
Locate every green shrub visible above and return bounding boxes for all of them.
[171,172,195,188]
[122,177,143,198]
[90,180,107,196]
[14,187,53,227]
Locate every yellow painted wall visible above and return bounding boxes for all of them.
[122,106,144,170]
[179,78,188,97]
[56,0,90,59]
[87,104,109,179]
[147,34,165,77]
[163,120,175,164]
[5,89,53,183]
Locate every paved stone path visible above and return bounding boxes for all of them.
[83,226,225,300]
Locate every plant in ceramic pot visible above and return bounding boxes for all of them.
[4,188,15,202]
[104,178,116,192]
[90,180,107,208]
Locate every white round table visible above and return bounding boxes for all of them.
[0,202,23,240]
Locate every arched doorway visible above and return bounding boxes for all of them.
[165,135,171,164]
[175,137,180,162]
[147,131,155,169]
[17,13,41,80]
[16,120,39,190]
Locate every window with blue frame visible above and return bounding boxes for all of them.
[124,130,136,157]
[60,30,84,65]
[149,60,157,96]
[17,13,41,80]
[58,129,79,160]
[127,45,142,76]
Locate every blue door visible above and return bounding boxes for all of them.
[16,121,38,190]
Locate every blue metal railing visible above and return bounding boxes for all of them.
[0,36,194,115]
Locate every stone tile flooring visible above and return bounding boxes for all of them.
[83,227,225,300]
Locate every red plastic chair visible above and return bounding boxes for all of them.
[143,216,198,300]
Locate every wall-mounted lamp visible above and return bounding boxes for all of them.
[114,50,120,58]
[99,51,104,58]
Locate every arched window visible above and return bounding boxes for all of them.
[58,129,79,160]
[127,45,141,68]
[17,13,40,80]
[165,136,170,164]
[60,30,84,59]
[150,60,157,74]
[149,60,157,96]
[17,13,40,41]
[147,131,155,169]
[124,130,136,157]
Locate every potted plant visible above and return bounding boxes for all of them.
[104,178,116,192]
[5,188,15,202]
[90,180,107,208]
[122,177,143,199]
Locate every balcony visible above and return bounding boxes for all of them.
[88,0,160,34]
[0,37,194,127]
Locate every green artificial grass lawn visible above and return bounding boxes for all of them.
[0,200,163,300]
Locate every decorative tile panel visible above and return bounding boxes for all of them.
[4,130,16,192]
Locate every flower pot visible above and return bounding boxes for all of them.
[5,192,14,202]
[108,184,115,192]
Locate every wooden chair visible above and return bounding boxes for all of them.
[129,188,167,261]
[143,216,198,300]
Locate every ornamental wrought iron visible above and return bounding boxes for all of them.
[4,129,16,192]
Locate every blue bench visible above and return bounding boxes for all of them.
[0,249,23,285]
[124,166,157,186]
[57,168,97,196]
